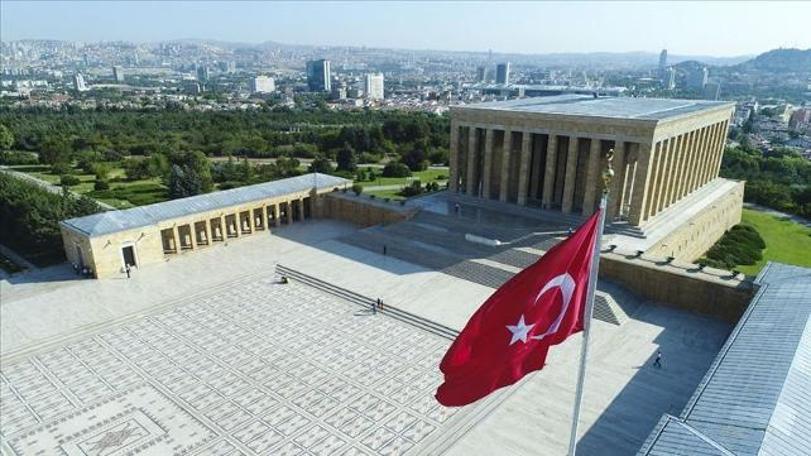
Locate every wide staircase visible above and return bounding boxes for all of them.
[336,204,640,326]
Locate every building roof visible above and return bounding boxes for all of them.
[455,95,733,121]
[638,262,811,456]
[61,173,350,237]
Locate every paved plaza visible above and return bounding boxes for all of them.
[1,278,496,455]
[1,219,732,455]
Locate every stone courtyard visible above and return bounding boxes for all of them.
[1,214,731,455]
[1,278,490,455]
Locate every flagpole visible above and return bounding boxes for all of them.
[567,149,614,456]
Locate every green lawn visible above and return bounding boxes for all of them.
[11,164,168,208]
[358,166,448,188]
[737,208,811,275]
[364,188,406,201]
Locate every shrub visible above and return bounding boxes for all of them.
[51,162,72,175]
[382,162,411,178]
[352,184,363,196]
[60,175,80,187]
[400,180,423,197]
[94,178,110,191]
[0,151,38,166]
[701,224,765,270]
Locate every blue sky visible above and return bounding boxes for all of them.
[2,1,809,56]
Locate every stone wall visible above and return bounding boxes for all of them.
[645,180,744,262]
[599,252,755,323]
[315,192,416,227]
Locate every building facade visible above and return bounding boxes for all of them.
[306,59,331,92]
[448,95,736,227]
[364,73,384,100]
[250,75,275,94]
[60,174,349,279]
[495,63,510,84]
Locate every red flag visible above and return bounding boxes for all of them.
[435,209,602,407]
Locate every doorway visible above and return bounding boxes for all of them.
[122,245,137,267]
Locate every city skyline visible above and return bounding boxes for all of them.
[2,1,810,57]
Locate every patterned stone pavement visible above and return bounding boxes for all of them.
[0,278,484,455]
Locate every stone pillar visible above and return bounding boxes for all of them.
[517,132,532,206]
[706,122,722,184]
[261,205,268,231]
[248,208,256,233]
[465,127,479,196]
[173,226,181,252]
[529,135,544,202]
[499,129,513,203]
[581,138,602,216]
[204,219,212,246]
[679,130,696,199]
[219,215,226,239]
[712,120,729,178]
[298,197,305,220]
[449,122,460,193]
[655,137,675,213]
[627,142,655,226]
[644,140,665,220]
[272,204,280,227]
[561,136,579,214]
[691,127,709,192]
[233,214,241,237]
[607,141,626,219]
[669,134,687,205]
[286,202,294,224]
[187,225,196,250]
[542,135,558,209]
[664,135,682,209]
[482,129,495,199]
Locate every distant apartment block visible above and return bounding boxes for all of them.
[365,73,384,100]
[496,62,511,84]
[250,75,275,94]
[73,73,88,92]
[112,66,125,82]
[306,59,331,92]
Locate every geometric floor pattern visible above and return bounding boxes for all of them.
[0,278,472,455]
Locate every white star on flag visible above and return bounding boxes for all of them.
[506,314,535,345]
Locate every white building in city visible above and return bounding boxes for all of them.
[365,73,384,100]
[73,73,88,92]
[250,75,276,94]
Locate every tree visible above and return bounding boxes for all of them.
[336,143,357,172]
[382,162,411,178]
[39,138,72,166]
[0,124,13,150]
[309,155,334,174]
[401,145,428,171]
[165,151,213,198]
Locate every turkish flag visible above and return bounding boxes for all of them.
[435,209,602,407]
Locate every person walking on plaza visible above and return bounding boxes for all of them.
[125,263,131,279]
[653,350,662,369]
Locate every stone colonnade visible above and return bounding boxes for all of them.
[449,119,729,225]
[159,196,311,255]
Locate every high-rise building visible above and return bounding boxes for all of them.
[113,66,125,83]
[196,65,210,82]
[663,67,676,90]
[227,61,237,74]
[250,75,275,94]
[496,63,510,84]
[306,59,331,92]
[688,67,709,89]
[364,73,384,100]
[73,73,88,92]
[476,66,488,82]
[658,49,668,69]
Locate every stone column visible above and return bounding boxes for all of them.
[542,135,558,209]
[465,127,479,196]
[261,205,268,231]
[644,140,665,220]
[669,134,687,205]
[655,137,675,213]
[298,197,305,220]
[529,135,544,202]
[628,142,655,226]
[187,224,196,250]
[219,215,226,239]
[712,120,729,178]
[272,204,280,227]
[204,218,212,246]
[286,202,294,224]
[691,127,709,192]
[248,208,256,233]
[581,138,602,216]
[707,122,723,183]
[482,128,495,199]
[664,135,682,209]
[517,132,532,206]
[607,141,626,219]
[679,130,696,199]
[173,225,181,252]
[561,136,579,214]
[499,129,513,203]
[233,214,241,237]
[449,122,460,193]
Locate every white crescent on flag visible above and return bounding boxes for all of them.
[530,273,576,341]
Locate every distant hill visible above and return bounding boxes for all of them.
[737,48,811,72]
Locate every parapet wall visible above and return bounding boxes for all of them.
[599,252,755,323]
[645,180,745,262]
[315,192,417,227]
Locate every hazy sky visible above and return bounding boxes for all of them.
[2,1,810,56]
